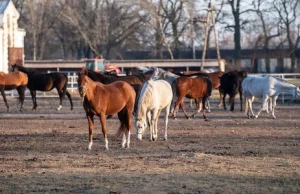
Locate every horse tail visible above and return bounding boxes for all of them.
[205,78,213,98]
[115,108,129,139]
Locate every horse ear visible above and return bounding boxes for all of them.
[84,68,88,76]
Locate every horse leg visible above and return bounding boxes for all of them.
[179,99,189,119]
[16,86,26,112]
[247,96,255,118]
[172,97,183,119]
[189,99,193,108]
[0,88,9,111]
[30,90,37,110]
[222,93,227,111]
[206,98,211,113]
[87,114,94,150]
[202,97,208,121]
[99,112,108,149]
[66,90,74,110]
[218,90,223,107]
[150,109,160,141]
[124,106,134,148]
[254,95,269,119]
[192,98,200,117]
[57,89,64,111]
[229,94,236,111]
[239,88,243,112]
[271,96,278,119]
[164,103,171,140]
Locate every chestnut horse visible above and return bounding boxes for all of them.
[173,76,212,120]
[87,70,144,115]
[77,69,136,150]
[0,71,28,111]
[180,71,224,107]
[11,64,73,111]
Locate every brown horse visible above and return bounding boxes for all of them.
[87,70,144,115]
[172,76,212,120]
[180,71,224,107]
[77,69,136,150]
[11,64,73,111]
[0,71,28,111]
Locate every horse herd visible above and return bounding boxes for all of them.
[1,64,300,150]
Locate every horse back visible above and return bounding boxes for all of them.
[0,72,28,88]
[92,81,136,115]
[176,76,209,98]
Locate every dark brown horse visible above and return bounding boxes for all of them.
[219,70,248,111]
[11,64,73,111]
[0,71,28,111]
[77,69,136,149]
[172,76,212,120]
[87,70,145,85]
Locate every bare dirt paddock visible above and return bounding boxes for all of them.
[1,96,300,194]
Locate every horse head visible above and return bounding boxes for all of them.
[77,69,89,98]
[135,117,147,140]
[10,64,18,72]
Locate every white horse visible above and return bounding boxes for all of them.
[151,67,211,112]
[242,75,300,119]
[135,79,173,141]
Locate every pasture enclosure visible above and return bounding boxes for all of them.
[0,96,300,193]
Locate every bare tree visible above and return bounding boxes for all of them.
[22,0,66,60]
[273,0,300,72]
[61,0,146,59]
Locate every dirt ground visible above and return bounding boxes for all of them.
[1,94,300,194]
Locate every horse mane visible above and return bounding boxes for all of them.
[13,64,37,74]
[137,80,155,120]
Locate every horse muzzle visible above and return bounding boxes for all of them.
[78,86,87,97]
[136,133,143,141]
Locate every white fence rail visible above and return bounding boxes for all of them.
[5,73,300,102]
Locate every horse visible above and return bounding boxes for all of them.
[219,70,247,112]
[172,76,212,120]
[77,69,136,150]
[135,79,173,141]
[179,71,225,108]
[86,70,144,116]
[242,75,300,119]
[86,70,145,85]
[11,64,73,111]
[0,71,28,111]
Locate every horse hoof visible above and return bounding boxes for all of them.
[192,114,196,118]
[204,119,209,122]
[186,117,190,120]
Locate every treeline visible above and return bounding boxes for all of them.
[14,0,300,72]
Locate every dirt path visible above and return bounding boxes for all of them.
[0,97,300,193]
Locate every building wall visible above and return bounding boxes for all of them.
[0,1,25,73]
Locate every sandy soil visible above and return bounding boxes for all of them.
[0,95,300,194]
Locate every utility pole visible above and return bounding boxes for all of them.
[201,0,222,71]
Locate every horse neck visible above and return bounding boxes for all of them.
[85,77,102,100]
[137,81,154,121]
[15,66,32,74]
[276,80,297,96]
